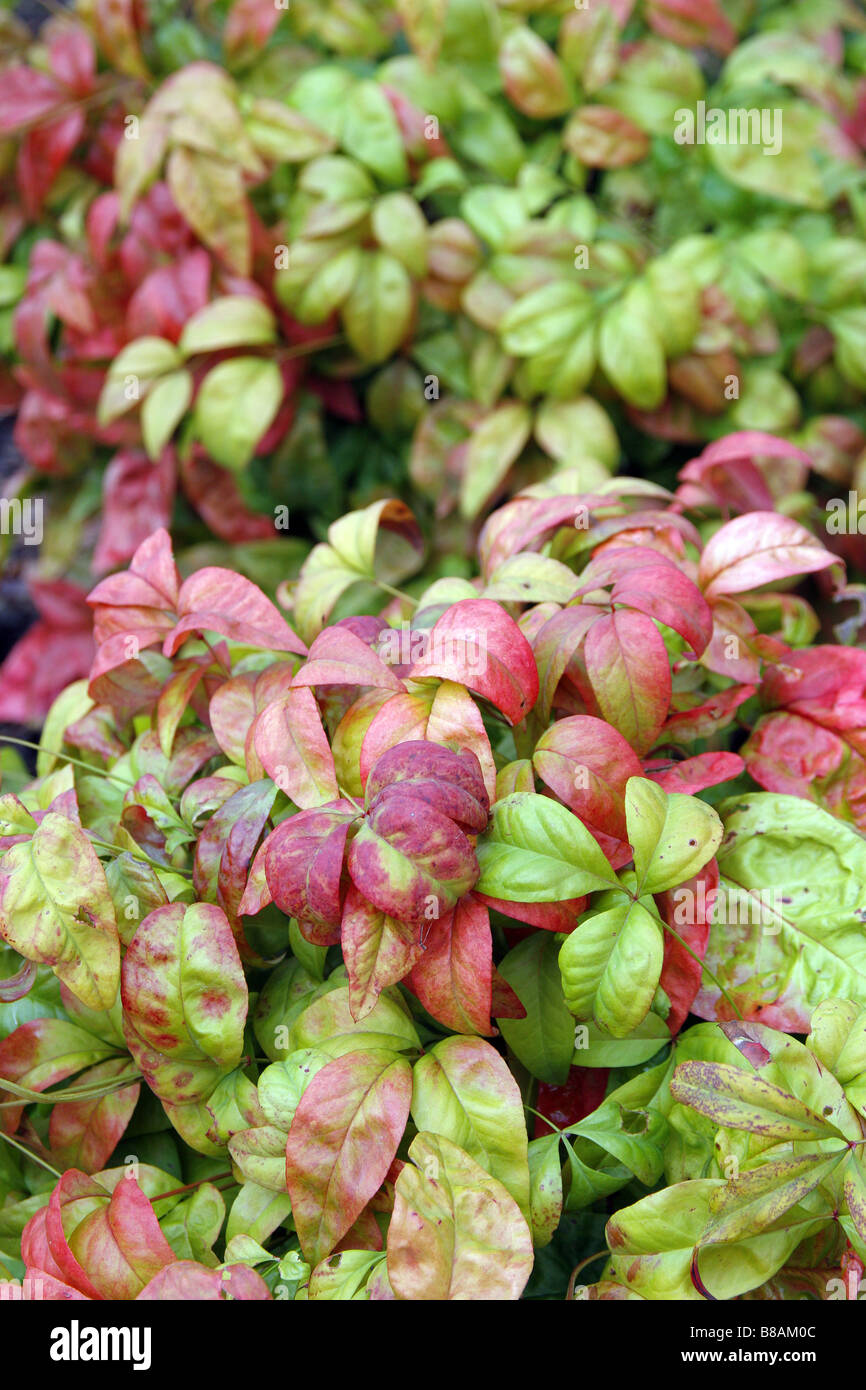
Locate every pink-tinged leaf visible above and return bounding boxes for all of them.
[742,712,866,827]
[563,105,649,167]
[292,627,403,693]
[360,683,496,802]
[0,1018,118,1134]
[264,802,359,938]
[224,0,283,54]
[126,249,211,341]
[491,967,527,1019]
[285,1049,413,1267]
[698,513,836,599]
[138,1261,272,1300]
[408,599,539,726]
[532,606,604,723]
[608,558,712,657]
[156,657,210,759]
[47,1171,175,1300]
[387,1133,533,1300]
[347,797,479,930]
[678,431,811,515]
[0,607,94,724]
[48,1060,140,1173]
[584,611,671,755]
[365,741,489,834]
[655,859,719,1033]
[341,884,423,1022]
[180,449,278,543]
[208,673,259,766]
[254,688,339,809]
[330,1206,385,1255]
[0,813,120,1012]
[93,449,176,575]
[702,598,791,683]
[533,714,643,844]
[89,526,180,618]
[120,903,248,1074]
[0,68,63,135]
[166,568,307,657]
[646,0,736,54]
[406,896,494,1036]
[644,752,744,795]
[0,1272,88,1301]
[18,109,85,218]
[193,781,278,956]
[662,685,756,743]
[475,894,587,934]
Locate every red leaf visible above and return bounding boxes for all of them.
[93,449,176,575]
[0,581,94,724]
[655,858,719,1033]
[17,110,85,217]
[406,896,494,1036]
[166,568,307,657]
[0,69,63,135]
[46,1171,175,1300]
[138,1262,272,1299]
[347,796,478,930]
[293,627,403,692]
[679,431,811,515]
[341,884,423,1021]
[285,1050,412,1266]
[365,741,489,834]
[533,713,642,843]
[48,1060,140,1173]
[262,802,359,940]
[584,610,671,755]
[254,687,339,809]
[409,598,539,726]
[126,250,211,341]
[644,751,744,795]
[698,513,836,598]
[534,1067,610,1138]
[180,448,277,542]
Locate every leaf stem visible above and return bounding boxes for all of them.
[660,919,744,1022]
[0,735,131,789]
[566,1249,610,1300]
[0,1129,62,1179]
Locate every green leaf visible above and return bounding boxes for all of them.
[387,1133,533,1300]
[0,814,120,1011]
[342,251,414,365]
[371,193,429,279]
[193,357,283,472]
[625,777,723,896]
[606,1179,823,1300]
[141,370,192,461]
[411,1035,531,1222]
[572,1014,670,1067]
[179,296,277,355]
[98,337,182,425]
[599,289,666,411]
[559,898,664,1038]
[459,401,533,521]
[289,985,420,1058]
[342,81,408,187]
[669,1061,846,1141]
[527,1133,563,1248]
[700,795,866,1028]
[496,933,574,1084]
[700,1150,846,1248]
[476,793,621,902]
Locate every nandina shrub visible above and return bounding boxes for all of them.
[3,0,866,722]
[2,470,866,1301]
